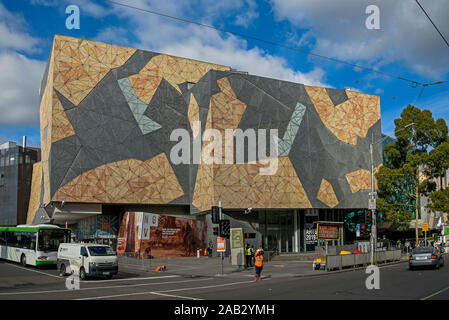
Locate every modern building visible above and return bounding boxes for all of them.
[0,140,40,226]
[26,35,383,255]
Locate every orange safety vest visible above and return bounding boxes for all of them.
[254,250,264,267]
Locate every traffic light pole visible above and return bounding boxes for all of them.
[219,201,224,275]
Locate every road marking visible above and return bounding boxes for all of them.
[155,279,256,294]
[81,275,179,283]
[78,290,202,300]
[77,279,255,300]
[0,277,211,296]
[4,263,63,279]
[420,286,449,300]
[149,292,202,300]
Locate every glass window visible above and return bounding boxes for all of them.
[15,232,35,250]
[88,246,116,256]
[80,247,88,256]
[5,231,18,247]
[413,247,433,254]
[0,231,4,245]
[37,229,71,252]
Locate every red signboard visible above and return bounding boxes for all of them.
[217,237,226,252]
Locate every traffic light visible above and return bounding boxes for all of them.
[211,206,220,224]
[365,210,372,226]
[360,224,366,234]
[219,219,230,238]
[212,226,219,236]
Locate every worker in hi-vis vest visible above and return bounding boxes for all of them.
[245,244,252,268]
[254,246,264,281]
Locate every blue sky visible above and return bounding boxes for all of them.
[0,0,448,147]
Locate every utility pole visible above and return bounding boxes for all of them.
[416,166,419,248]
[370,134,377,265]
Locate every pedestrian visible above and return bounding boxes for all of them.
[245,243,252,268]
[250,245,255,267]
[254,246,264,281]
[207,242,213,258]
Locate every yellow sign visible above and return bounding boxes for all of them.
[316,223,340,241]
[422,223,429,232]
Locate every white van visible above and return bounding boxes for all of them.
[57,243,118,280]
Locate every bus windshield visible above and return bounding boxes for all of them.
[37,229,70,252]
[88,246,116,256]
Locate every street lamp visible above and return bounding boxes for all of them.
[369,122,415,265]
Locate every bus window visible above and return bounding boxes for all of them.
[5,231,18,248]
[38,229,70,252]
[17,232,35,250]
[0,231,4,245]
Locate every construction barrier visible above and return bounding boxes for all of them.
[325,250,401,271]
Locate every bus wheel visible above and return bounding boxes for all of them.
[59,264,66,276]
[79,267,87,281]
[20,254,27,267]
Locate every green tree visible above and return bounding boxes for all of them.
[376,105,449,228]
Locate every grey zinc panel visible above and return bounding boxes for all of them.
[115,50,159,79]
[39,55,51,104]
[326,88,349,106]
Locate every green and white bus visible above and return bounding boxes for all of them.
[0,224,71,267]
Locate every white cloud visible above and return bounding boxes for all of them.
[0,3,40,53]
[0,4,45,126]
[271,0,449,79]
[0,51,45,126]
[235,0,259,28]
[106,0,327,86]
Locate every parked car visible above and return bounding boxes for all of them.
[409,246,444,270]
[57,243,118,280]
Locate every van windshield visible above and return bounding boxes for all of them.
[88,246,116,256]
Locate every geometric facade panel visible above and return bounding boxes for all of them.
[31,35,383,215]
[305,86,380,145]
[117,77,162,135]
[316,178,339,208]
[277,102,306,156]
[345,169,372,193]
[53,35,136,106]
[53,153,184,204]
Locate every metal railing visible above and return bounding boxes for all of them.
[117,252,153,271]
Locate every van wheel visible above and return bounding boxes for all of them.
[59,264,66,276]
[79,267,87,280]
[20,254,27,267]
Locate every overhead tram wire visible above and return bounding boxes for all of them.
[103,0,436,89]
[415,0,449,47]
[413,80,448,105]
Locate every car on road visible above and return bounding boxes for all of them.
[409,247,444,270]
[57,243,118,280]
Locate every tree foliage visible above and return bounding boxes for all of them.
[376,105,449,225]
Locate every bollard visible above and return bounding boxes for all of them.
[197,248,200,259]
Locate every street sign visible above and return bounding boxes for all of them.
[422,223,429,232]
[216,237,226,252]
[368,198,376,210]
[316,223,340,241]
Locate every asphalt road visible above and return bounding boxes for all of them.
[0,256,448,300]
